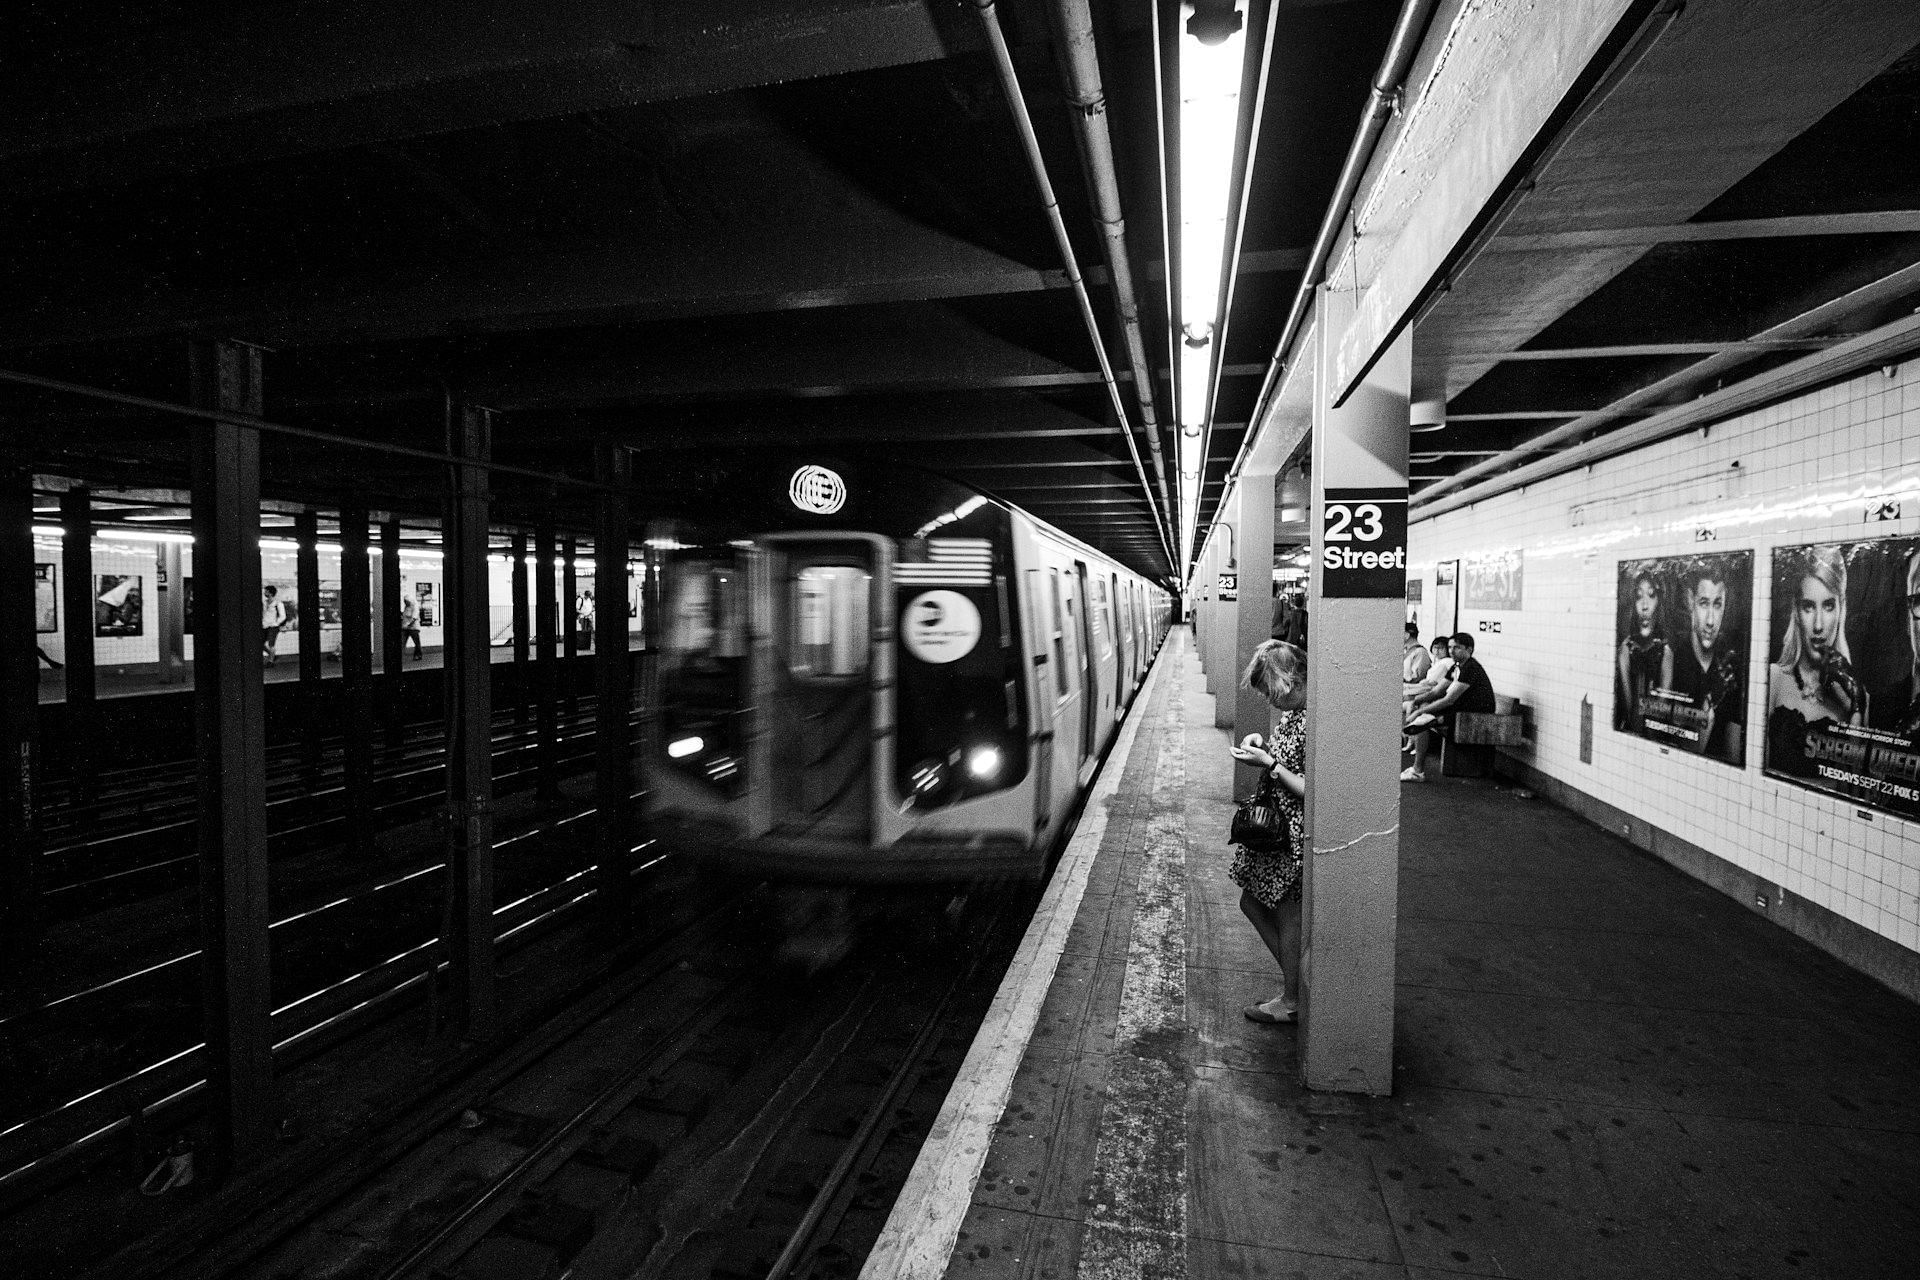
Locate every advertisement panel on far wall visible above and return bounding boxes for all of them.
[1463,549,1523,611]
[1764,536,1920,820]
[1614,551,1753,767]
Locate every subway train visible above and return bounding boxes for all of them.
[645,459,1171,883]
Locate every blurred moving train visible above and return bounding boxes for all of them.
[646,460,1171,883]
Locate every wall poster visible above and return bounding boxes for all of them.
[95,574,143,637]
[1764,537,1920,820]
[34,563,57,633]
[1464,549,1523,611]
[1614,551,1753,766]
[416,580,437,628]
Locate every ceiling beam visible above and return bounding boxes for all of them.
[1485,210,1920,254]
[1451,338,1838,361]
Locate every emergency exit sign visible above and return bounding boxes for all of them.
[1320,487,1408,598]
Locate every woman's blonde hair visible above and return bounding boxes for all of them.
[1242,639,1306,705]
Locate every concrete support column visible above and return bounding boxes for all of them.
[510,531,529,727]
[295,511,322,775]
[1233,463,1279,799]
[561,536,579,717]
[1,461,40,959]
[58,487,95,805]
[339,501,374,857]
[158,540,185,686]
[593,442,633,927]
[534,522,559,807]
[188,338,273,1172]
[380,518,403,758]
[1300,287,1409,1096]
[442,402,496,1039]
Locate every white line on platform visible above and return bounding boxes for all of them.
[859,630,1181,1280]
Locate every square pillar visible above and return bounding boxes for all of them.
[339,500,375,857]
[1232,463,1279,799]
[188,338,273,1171]
[510,531,529,726]
[1300,286,1409,1096]
[534,522,560,806]
[442,402,496,1039]
[1,462,40,958]
[593,442,633,926]
[58,487,95,804]
[561,536,579,716]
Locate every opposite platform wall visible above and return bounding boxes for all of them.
[1408,361,1920,996]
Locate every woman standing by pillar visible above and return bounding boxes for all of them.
[1229,638,1308,1024]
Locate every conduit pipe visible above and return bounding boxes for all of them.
[973,0,1177,572]
[1225,0,1439,491]
[1049,0,1175,525]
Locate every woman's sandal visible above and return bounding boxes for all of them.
[1243,1000,1297,1024]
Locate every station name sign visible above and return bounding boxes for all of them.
[1320,487,1408,599]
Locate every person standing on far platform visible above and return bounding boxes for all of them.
[1228,639,1308,1025]
[399,593,423,660]
[261,584,287,666]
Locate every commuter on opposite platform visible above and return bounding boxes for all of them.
[399,593,424,660]
[261,584,287,666]
[1227,639,1308,1026]
[1402,632,1496,782]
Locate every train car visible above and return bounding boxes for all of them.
[646,458,1170,883]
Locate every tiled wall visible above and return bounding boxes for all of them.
[1409,362,1920,958]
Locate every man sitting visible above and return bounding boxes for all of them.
[1402,632,1497,782]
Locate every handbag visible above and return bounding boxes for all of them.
[1230,771,1290,853]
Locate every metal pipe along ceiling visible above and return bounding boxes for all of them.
[972,0,1176,572]
[1049,0,1175,524]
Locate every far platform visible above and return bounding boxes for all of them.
[866,627,1920,1280]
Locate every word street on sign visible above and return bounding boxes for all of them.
[1320,487,1408,598]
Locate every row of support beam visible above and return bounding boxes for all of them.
[0,340,641,1178]
[1191,287,1408,1098]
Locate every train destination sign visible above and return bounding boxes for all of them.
[1320,487,1408,598]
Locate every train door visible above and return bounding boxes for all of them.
[1113,573,1132,700]
[1024,568,1055,831]
[763,536,883,844]
[1072,561,1098,766]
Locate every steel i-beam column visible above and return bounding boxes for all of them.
[510,532,529,727]
[1300,286,1409,1096]
[380,517,404,759]
[339,502,375,858]
[593,442,633,926]
[534,522,559,807]
[159,539,185,686]
[561,536,579,717]
[443,402,496,1038]
[295,510,322,776]
[1,462,40,958]
[1233,462,1280,799]
[188,339,273,1171]
[58,487,95,807]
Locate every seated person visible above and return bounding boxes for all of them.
[1403,632,1496,781]
[1403,622,1432,691]
[1404,634,1455,713]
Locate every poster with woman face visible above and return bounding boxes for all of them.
[1764,537,1920,820]
[1613,551,1753,766]
[95,573,143,637]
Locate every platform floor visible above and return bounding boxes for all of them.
[870,628,1920,1279]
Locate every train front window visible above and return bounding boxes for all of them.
[664,557,745,666]
[790,565,870,679]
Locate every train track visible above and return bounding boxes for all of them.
[184,888,1030,1280]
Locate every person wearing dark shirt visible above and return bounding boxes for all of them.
[1403,632,1495,781]
[1869,551,1920,742]
[1665,565,1745,761]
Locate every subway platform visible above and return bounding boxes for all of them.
[864,629,1920,1280]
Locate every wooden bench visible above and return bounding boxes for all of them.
[1443,699,1530,777]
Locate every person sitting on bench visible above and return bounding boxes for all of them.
[1403,632,1496,782]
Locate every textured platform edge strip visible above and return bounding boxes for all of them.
[858,632,1181,1280]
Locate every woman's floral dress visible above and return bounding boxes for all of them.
[1229,707,1305,907]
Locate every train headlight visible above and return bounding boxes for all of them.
[668,735,704,759]
[967,746,1002,781]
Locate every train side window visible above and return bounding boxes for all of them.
[1049,567,1072,699]
[789,564,870,678]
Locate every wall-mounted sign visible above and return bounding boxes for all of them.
[789,464,847,516]
[1216,572,1237,601]
[1464,549,1523,611]
[34,563,56,633]
[1319,487,1407,598]
[901,590,981,664]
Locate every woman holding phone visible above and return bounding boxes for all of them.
[1228,639,1308,1025]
